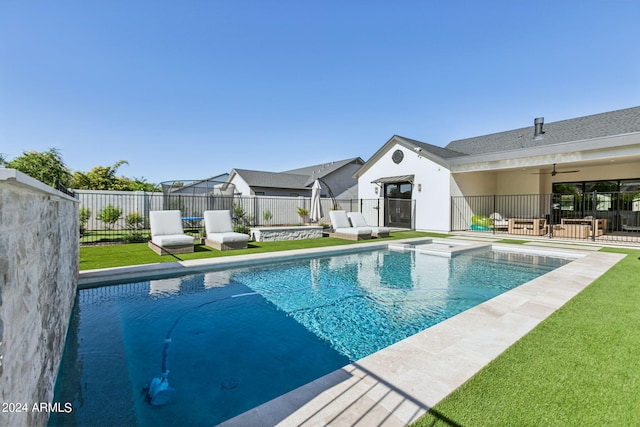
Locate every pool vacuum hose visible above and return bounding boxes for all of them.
[142,290,259,406]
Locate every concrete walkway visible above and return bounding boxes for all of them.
[219,248,624,426]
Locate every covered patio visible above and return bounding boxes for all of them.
[450,155,640,244]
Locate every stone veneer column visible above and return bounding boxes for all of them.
[0,169,79,427]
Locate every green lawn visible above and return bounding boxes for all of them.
[79,231,440,270]
[413,247,640,426]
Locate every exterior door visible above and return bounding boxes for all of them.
[384,182,412,228]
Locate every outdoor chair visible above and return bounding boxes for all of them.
[347,212,390,238]
[148,210,195,255]
[329,210,372,241]
[489,212,509,230]
[203,210,249,251]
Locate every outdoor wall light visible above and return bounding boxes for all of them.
[374,186,379,195]
[417,183,422,192]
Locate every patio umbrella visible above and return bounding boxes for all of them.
[310,179,323,222]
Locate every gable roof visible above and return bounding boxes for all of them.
[356,106,640,178]
[284,157,364,186]
[393,136,466,159]
[445,106,640,156]
[354,135,464,178]
[231,169,309,190]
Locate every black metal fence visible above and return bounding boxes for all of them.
[451,191,640,244]
[77,190,386,245]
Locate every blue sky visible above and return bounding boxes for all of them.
[1,1,639,185]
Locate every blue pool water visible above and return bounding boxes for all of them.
[49,246,572,426]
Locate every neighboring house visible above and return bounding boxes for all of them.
[227,157,364,198]
[356,106,640,232]
[163,173,232,195]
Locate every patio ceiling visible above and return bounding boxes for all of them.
[448,138,640,174]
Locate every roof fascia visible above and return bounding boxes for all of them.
[448,132,640,172]
[354,136,450,179]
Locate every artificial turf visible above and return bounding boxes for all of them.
[79,230,439,270]
[412,247,640,426]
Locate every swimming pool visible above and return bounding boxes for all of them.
[49,243,574,426]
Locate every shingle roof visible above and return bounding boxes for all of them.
[445,106,640,156]
[393,136,467,159]
[232,169,309,190]
[284,157,364,186]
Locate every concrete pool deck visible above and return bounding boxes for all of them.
[78,238,625,426]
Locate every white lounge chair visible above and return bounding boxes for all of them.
[329,210,371,241]
[203,210,249,251]
[148,210,195,255]
[347,212,390,238]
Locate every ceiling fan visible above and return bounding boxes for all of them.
[533,163,580,177]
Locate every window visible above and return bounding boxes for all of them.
[384,182,412,199]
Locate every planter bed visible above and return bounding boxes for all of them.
[250,226,324,242]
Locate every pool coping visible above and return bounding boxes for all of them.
[78,237,431,287]
[215,243,624,426]
[78,238,625,426]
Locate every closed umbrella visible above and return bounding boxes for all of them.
[310,179,323,222]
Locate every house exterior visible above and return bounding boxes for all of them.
[356,106,640,232]
[227,157,364,199]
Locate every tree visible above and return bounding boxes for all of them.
[72,160,158,191]
[72,160,129,190]
[3,148,72,188]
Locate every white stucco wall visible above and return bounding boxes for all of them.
[228,174,252,195]
[358,144,451,232]
[451,171,497,197]
[0,169,79,427]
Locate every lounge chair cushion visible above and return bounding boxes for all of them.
[150,210,185,237]
[206,232,249,244]
[329,210,352,229]
[152,234,195,247]
[347,212,390,237]
[334,227,371,236]
[204,210,234,233]
[203,210,249,245]
[347,212,369,227]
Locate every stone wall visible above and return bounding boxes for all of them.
[0,169,79,427]
[250,225,324,242]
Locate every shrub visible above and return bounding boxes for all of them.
[263,210,273,224]
[97,204,122,230]
[297,207,309,223]
[79,207,91,235]
[126,212,145,230]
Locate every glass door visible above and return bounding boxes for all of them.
[384,182,412,228]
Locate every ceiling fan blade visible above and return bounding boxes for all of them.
[531,164,580,175]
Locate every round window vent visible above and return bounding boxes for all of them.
[392,149,404,164]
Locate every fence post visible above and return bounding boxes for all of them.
[492,195,497,235]
[591,190,597,241]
